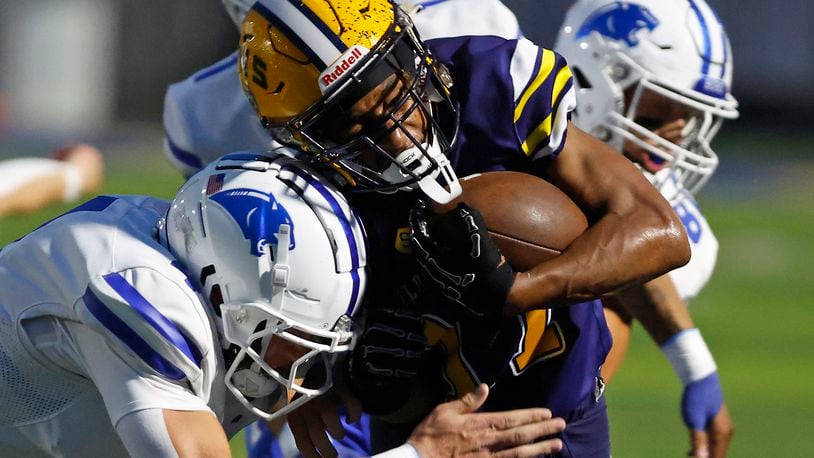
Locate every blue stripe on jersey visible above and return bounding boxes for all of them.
[551,112,572,157]
[549,79,574,157]
[166,135,204,170]
[517,46,544,110]
[688,0,711,76]
[83,286,186,380]
[514,52,569,155]
[283,165,362,315]
[253,2,330,71]
[417,0,451,7]
[15,196,120,244]
[193,54,239,82]
[170,260,195,290]
[102,272,203,367]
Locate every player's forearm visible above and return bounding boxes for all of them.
[615,274,695,344]
[506,196,689,312]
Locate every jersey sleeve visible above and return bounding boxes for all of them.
[509,38,577,160]
[75,266,219,413]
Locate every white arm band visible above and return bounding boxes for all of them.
[115,409,179,458]
[61,162,84,202]
[373,443,421,458]
[660,328,717,385]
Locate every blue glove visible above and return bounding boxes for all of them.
[681,372,724,430]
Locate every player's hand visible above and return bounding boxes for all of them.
[347,306,429,415]
[683,373,734,457]
[407,383,566,457]
[409,200,515,316]
[286,387,361,458]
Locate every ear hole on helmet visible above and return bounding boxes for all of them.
[209,284,224,317]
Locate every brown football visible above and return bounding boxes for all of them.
[432,171,588,271]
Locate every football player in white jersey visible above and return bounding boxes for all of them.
[555,0,737,456]
[0,152,567,458]
[0,143,104,219]
[163,2,523,456]
[162,0,521,178]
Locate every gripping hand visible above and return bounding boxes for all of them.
[409,200,515,316]
[348,306,428,415]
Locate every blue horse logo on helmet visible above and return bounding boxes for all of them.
[576,2,659,47]
[209,188,295,257]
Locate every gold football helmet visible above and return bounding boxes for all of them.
[239,0,461,203]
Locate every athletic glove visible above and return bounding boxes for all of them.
[661,328,724,430]
[409,199,515,316]
[347,306,428,415]
[682,372,724,430]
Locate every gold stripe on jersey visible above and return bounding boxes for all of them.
[521,113,551,156]
[513,49,555,124]
[520,65,574,155]
[425,318,478,398]
[512,311,567,374]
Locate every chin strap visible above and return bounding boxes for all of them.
[417,152,461,204]
[380,139,462,204]
[232,362,279,398]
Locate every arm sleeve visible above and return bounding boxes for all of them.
[66,319,212,426]
[115,408,180,458]
[509,39,577,160]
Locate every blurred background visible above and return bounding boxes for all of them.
[1,1,812,456]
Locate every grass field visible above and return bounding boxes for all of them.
[1,143,812,457]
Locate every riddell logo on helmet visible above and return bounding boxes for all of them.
[319,45,370,93]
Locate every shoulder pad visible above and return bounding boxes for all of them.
[77,266,214,388]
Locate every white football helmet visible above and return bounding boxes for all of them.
[221,0,254,27]
[555,0,739,193]
[163,150,367,421]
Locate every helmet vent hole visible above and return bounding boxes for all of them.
[572,67,592,89]
[200,264,217,285]
[272,81,284,95]
[209,284,224,316]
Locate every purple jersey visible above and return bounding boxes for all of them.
[352,35,611,420]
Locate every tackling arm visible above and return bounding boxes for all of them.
[506,124,691,312]
[613,275,734,457]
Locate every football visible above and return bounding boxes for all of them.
[432,171,588,271]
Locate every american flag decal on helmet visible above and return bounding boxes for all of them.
[206,173,225,195]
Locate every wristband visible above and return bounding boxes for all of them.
[373,443,421,458]
[660,328,716,386]
[61,163,84,202]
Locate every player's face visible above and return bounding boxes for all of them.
[263,334,310,374]
[623,88,701,173]
[318,72,430,172]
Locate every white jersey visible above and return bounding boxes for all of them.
[162,0,522,177]
[0,196,256,457]
[657,172,719,301]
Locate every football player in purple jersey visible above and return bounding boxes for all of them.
[238,0,690,456]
